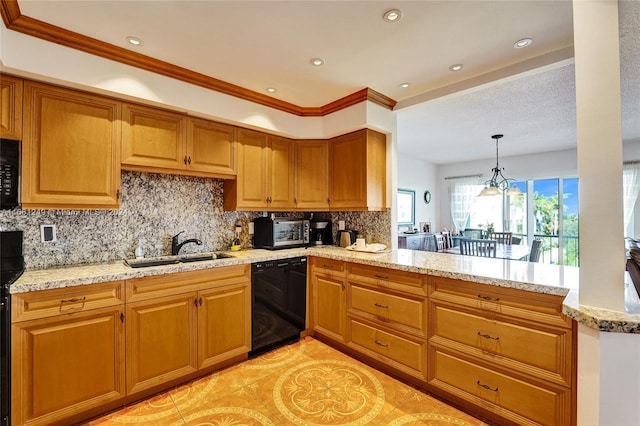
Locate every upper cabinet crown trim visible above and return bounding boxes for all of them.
[0,1,397,116]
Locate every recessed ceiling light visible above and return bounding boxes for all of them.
[383,9,402,23]
[399,82,410,88]
[266,87,277,93]
[310,58,324,66]
[125,36,143,46]
[513,38,533,48]
[449,64,463,72]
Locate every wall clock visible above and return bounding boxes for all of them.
[423,190,431,204]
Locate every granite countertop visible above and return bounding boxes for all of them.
[10,246,640,334]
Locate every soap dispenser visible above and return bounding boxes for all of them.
[134,240,145,259]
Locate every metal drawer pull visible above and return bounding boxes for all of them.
[374,303,389,309]
[477,294,500,301]
[477,380,499,392]
[374,340,388,348]
[477,331,500,341]
[374,274,389,279]
[61,296,86,303]
[322,264,334,269]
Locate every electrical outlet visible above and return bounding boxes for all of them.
[40,224,57,242]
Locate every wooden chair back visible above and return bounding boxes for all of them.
[528,239,543,262]
[488,231,512,244]
[441,231,453,249]
[434,234,445,252]
[459,238,497,257]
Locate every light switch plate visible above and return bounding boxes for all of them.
[40,224,57,242]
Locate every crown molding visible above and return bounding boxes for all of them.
[1,0,396,116]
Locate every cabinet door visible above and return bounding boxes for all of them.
[22,81,121,209]
[198,282,251,369]
[311,269,345,342]
[295,140,330,210]
[268,135,295,209]
[330,129,387,211]
[0,74,23,140]
[187,117,236,177]
[12,306,125,426]
[121,102,187,171]
[126,293,198,394]
[224,128,268,210]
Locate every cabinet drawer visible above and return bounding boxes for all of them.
[429,276,571,328]
[430,302,572,386]
[429,347,571,426]
[350,284,426,337]
[126,265,250,302]
[349,319,426,379]
[310,257,345,276]
[348,263,426,295]
[12,281,124,322]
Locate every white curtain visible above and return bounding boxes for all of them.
[448,176,482,235]
[623,163,640,236]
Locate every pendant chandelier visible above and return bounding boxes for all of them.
[478,134,523,197]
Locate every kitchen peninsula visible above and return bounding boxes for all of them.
[11,246,639,426]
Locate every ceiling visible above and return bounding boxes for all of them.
[13,1,640,164]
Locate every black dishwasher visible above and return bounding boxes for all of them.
[250,256,307,357]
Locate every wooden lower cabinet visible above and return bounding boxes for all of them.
[197,282,251,369]
[349,319,426,380]
[310,257,346,342]
[11,267,251,425]
[11,305,125,426]
[125,292,198,394]
[428,275,575,425]
[125,266,251,394]
[310,260,576,426]
[429,346,572,426]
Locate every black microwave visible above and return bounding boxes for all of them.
[0,139,20,209]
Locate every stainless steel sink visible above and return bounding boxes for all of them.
[124,258,179,268]
[178,254,215,263]
[124,252,234,268]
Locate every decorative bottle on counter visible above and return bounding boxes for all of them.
[134,241,145,259]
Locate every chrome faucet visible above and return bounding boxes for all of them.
[171,231,202,255]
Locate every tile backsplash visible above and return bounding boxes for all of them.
[0,171,391,269]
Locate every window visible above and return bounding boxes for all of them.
[397,189,415,226]
[465,177,579,265]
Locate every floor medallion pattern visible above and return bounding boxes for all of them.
[86,337,485,426]
[272,359,384,425]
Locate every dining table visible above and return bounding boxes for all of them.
[443,243,531,261]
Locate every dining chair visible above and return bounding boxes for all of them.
[459,238,497,257]
[441,231,453,249]
[434,234,445,252]
[463,228,484,239]
[488,231,512,244]
[528,238,543,262]
[511,236,522,245]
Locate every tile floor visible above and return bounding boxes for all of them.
[85,337,486,425]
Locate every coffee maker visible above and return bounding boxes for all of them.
[310,220,332,245]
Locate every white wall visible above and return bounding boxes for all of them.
[397,153,438,231]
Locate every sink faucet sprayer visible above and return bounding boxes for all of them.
[171,231,203,255]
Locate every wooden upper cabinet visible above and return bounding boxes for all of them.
[0,74,23,140]
[330,129,387,211]
[224,128,268,210]
[21,81,121,209]
[121,103,187,171]
[187,117,236,177]
[268,135,296,209]
[295,139,330,210]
